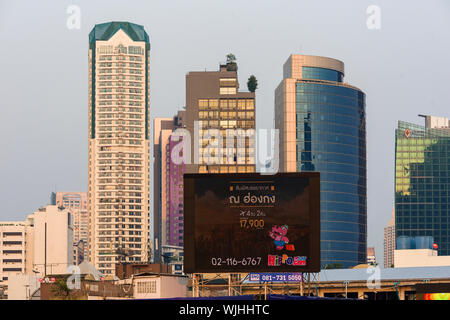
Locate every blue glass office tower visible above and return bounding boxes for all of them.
[275,55,366,268]
[395,116,450,256]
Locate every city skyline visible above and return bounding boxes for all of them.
[1,1,450,268]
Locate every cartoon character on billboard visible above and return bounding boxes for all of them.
[269,225,290,250]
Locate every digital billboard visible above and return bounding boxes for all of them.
[416,284,450,300]
[184,172,320,273]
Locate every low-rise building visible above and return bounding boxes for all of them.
[161,245,184,275]
[229,266,450,300]
[38,270,187,300]
[0,221,32,296]
[133,273,188,299]
[0,205,73,298]
[115,263,172,280]
[6,274,40,300]
[394,249,450,268]
[393,235,448,268]
[29,205,74,275]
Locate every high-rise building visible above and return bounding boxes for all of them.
[384,209,395,268]
[153,59,256,267]
[275,54,367,268]
[395,115,450,256]
[153,112,185,263]
[88,22,151,274]
[165,131,186,248]
[367,247,376,265]
[185,61,256,174]
[54,192,88,263]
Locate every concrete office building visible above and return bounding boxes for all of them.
[394,115,450,256]
[393,248,450,268]
[88,22,151,274]
[133,273,188,299]
[6,274,40,300]
[0,221,33,296]
[29,206,74,276]
[275,54,367,268]
[384,209,396,268]
[185,60,256,174]
[53,192,88,263]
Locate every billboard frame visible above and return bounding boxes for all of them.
[184,172,320,274]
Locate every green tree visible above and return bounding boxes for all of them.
[226,53,236,63]
[323,263,344,270]
[247,75,258,92]
[51,278,73,300]
[226,53,237,71]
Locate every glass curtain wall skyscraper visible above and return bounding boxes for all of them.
[88,22,151,274]
[275,54,367,268]
[395,115,450,255]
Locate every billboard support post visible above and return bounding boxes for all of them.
[302,272,320,296]
[300,279,303,296]
[228,274,231,296]
[192,273,199,298]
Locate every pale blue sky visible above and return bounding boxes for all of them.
[1,0,449,266]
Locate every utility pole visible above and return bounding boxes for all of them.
[44,222,47,277]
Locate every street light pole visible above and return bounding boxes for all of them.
[344,281,349,298]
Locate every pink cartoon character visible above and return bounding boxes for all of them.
[269,225,289,250]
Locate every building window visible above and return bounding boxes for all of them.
[198,99,209,110]
[219,78,236,86]
[220,87,236,95]
[137,281,157,294]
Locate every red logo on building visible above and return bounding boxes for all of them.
[404,128,411,138]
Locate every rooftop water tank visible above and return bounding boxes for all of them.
[396,236,414,250]
[414,236,434,249]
